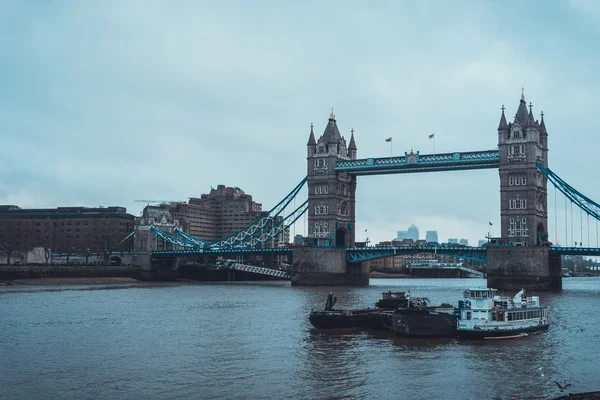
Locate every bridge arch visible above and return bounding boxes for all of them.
[335,227,347,247]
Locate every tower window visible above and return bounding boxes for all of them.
[315,159,328,168]
[314,185,329,195]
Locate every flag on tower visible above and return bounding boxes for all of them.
[385,137,392,142]
[489,221,493,226]
[429,133,435,139]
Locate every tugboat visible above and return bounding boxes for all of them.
[392,295,459,337]
[456,288,549,340]
[309,291,410,330]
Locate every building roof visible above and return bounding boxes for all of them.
[514,98,529,128]
[348,130,357,150]
[307,123,316,146]
[539,113,547,134]
[321,110,342,143]
[497,106,508,131]
[0,206,134,220]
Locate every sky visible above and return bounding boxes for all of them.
[1,0,600,246]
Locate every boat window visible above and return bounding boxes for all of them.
[508,313,512,321]
[492,312,496,321]
[466,312,471,320]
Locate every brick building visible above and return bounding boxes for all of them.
[0,205,134,256]
[151,185,289,246]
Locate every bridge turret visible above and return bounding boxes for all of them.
[348,129,357,160]
[306,110,356,248]
[307,123,316,157]
[498,91,548,247]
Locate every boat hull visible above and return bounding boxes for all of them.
[457,323,549,340]
[392,309,458,337]
[309,310,391,330]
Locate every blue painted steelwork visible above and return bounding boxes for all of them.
[537,163,600,221]
[165,177,307,250]
[346,246,487,263]
[550,247,600,256]
[151,226,196,248]
[175,228,209,247]
[112,231,135,251]
[155,200,308,251]
[335,150,499,176]
[152,247,293,258]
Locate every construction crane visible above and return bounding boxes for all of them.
[134,200,183,206]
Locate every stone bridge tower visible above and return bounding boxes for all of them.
[489,90,560,291]
[306,110,357,247]
[497,90,549,246]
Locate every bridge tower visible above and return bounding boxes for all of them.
[488,90,561,291]
[497,90,549,246]
[291,110,368,286]
[306,110,356,247]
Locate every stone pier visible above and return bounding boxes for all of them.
[486,247,562,291]
[290,247,369,286]
[132,252,180,281]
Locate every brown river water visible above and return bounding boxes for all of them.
[1,277,599,399]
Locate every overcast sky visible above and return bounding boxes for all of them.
[1,0,600,246]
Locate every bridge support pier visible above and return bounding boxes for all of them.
[290,247,369,286]
[132,252,180,281]
[486,247,562,291]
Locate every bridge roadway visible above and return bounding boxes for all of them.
[151,245,600,261]
[334,149,500,175]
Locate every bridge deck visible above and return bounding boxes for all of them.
[335,150,499,175]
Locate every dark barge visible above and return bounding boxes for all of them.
[309,292,409,330]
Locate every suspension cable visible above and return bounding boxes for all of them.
[554,185,558,245]
[571,201,574,246]
[565,194,568,247]
[587,213,590,247]
[581,207,583,246]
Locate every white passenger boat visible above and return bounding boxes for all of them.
[456,288,549,340]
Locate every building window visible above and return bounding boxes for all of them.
[314,185,329,195]
[509,175,527,186]
[509,145,525,155]
[314,159,328,168]
[314,222,329,237]
[509,199,527,210]
[512,129,521,139]
[314,206,329,215]
[508,217,528,237]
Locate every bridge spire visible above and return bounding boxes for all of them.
[514,91,529,127]
[540,111,547,134]
[307,122,316,146]
[498,104,508,131]
[329,107,336,121]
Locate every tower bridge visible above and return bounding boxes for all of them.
[139,92,600,290]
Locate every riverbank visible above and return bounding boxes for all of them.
[369,271,412,279]
[5,277,142,286]
[552,392,600,399]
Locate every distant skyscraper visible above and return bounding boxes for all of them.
[459,239,469,246]
[478,239,487,247]
[425,230,438,243]
[448,238,459,244]
[396,230,409,240]
[407,224,419,241]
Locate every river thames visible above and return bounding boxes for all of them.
[1,277,599,400]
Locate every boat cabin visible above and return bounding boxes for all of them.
[381,291,406,300]
[458,288,548,328]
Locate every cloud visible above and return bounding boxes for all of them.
[1,1,599,246]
